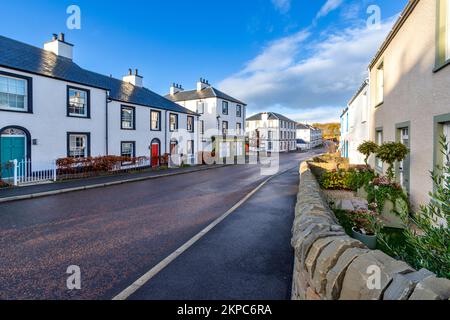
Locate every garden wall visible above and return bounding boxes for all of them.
[291,161,450,300]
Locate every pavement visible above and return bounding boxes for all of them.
[0,151,321,300]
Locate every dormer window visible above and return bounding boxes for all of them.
[67,86,90,118]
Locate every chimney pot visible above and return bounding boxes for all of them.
[135,69,139,76]
[52,34,58,41]
[129,69,132,75]
[59,33,65,42]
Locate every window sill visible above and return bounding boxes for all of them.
[433,59,450,73]
[121,128,136,131]
[68,114,90,119]
[0,108,32,114]
[151,128,161,132]
[375,102,384,108]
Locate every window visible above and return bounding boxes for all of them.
[268,131,273,140]
[222,101,228,115]
[236,123,242,135]
[200,120,205,134]
[67,133,90,158]
[236,105,242,117]
[67,86,89,118]
[121,106,135,130]
[376,129,383,169]
[197,101,205,114]
[187,116,194,132]
[170,139,178,154]
[222,121,228,135]
[376,62,384,105]
[169,113,178,132]
[187,140,194,155]
[121,141,135,159]
[0,73,30,112]
[151,110,161,131]
[268,141,273,151]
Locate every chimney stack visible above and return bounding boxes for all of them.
[44,32,74,60]
[197,78,210,91]
[170,83,184,95]
[123,68,144,87]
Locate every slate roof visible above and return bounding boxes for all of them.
[165,87,246,105]
[246,112,296,123]
[0,35,196,115]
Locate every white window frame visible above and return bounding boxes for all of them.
[0,75,28,112]
[151,110,160,131]
[376,130,383,169]
[187,116,194,133]
[68,87,88,117]
[121,106,135,130]
[69,134,88,158]
[222,101,229,115]
[121,142,135,159]
[197,101,205,114]
[376,62,384,105]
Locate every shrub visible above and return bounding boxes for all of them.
[378,136,450,278]
[358,141,379,166]
[376,142,409,182]
[320,170,352,190]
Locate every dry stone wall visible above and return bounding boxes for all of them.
[291,161,450,300]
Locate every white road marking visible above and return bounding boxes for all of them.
[112,166,297,300]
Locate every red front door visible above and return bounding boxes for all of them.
[151,144,159,167]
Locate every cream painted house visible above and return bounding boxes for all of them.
[367,0,450,211]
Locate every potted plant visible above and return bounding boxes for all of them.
[350,210,383,249]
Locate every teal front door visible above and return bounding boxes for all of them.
[1,136,26,178]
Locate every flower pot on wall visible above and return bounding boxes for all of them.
[352,227,377,250]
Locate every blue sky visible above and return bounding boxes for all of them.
[1,0,407,123]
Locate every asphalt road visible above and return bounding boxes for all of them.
[0,151,318,300]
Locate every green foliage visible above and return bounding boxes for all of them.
[376,142,409,181]
[321,169,375,191]
[366,179,409,220]
[333,209,383,236]
[377,136,450,278]
[358,141,379,165]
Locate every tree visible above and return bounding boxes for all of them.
[357,141,379,166]
[376,142,409,182]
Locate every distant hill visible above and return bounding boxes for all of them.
[312,123,341,141]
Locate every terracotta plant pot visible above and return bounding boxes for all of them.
[352,227,377,250]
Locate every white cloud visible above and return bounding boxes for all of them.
[316,0,344,19]
[271,0,291,14]
[219,17,397,123]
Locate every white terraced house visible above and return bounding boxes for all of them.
[296,124,323,150]
[340,80,370,164]
[246,112,297,153]
[0,33,199,182]
[165,79,247,159]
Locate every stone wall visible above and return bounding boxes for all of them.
[291,161,450,300]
